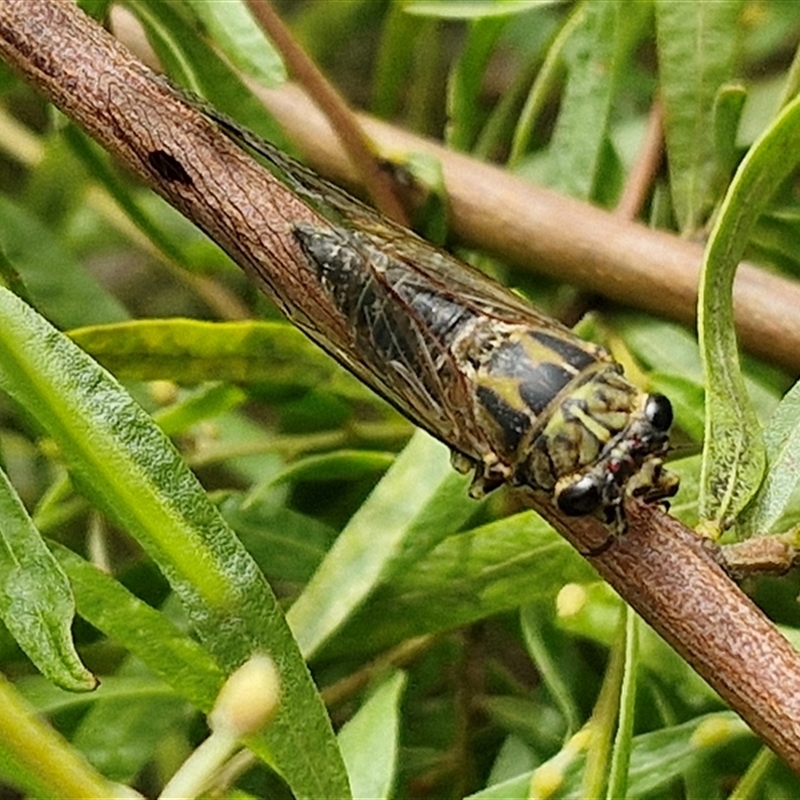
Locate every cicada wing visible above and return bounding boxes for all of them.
[288,222,490,459]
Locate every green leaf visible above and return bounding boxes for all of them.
[0,240,32,306]
[404,0,560,19]
[339,672,406,800]
[372,5,428,119]
[0,673,116,800]
[329,510,596,657]
[50,544,225,711]
[446,16,508,151]
[520,605,582,737]
[739,379,800,536]
[655,0,744,233]
[67,662,189,784]
[0,195,128,328]
[183,0,286,87]
[508,6,581,166]
[468,712,749,800]
[221,495,334,585]
[61,125,201,272]
[545,1,642,200]
[605,611,638,800]
[287,431,478,659]
[69,318,370,398]
[17,673,178,714]
[267,450,396,487]
[129,0,287,144]
[713,83,748,187]
[0,467,94,691]
[0,288,349,799]
[153,383,247,436]
[697,94,800,530]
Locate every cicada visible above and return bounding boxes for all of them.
[204,108,678,533]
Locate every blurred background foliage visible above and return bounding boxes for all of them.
[1,0,800,797]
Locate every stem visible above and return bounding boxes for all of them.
[0,672,124,799]
[244,0,410,226]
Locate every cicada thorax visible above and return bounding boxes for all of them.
[292,220,677,531]
[457,318,677,525]
[455,322,616,479]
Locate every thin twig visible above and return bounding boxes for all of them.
[2,0,800,775]
[244,0,410,227]
[614,99,665,222]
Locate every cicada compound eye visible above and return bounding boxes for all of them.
[644,394,673,432]
[557,474,603,517]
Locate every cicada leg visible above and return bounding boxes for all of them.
[628,459,679,507]
[449,450,512,499]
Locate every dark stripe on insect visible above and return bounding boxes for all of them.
[518,362,576,415]
[393,282,475,344]
[294,223,476,360]
[529,330,597,371]
[475,386,531,453]
[482,340,576,415]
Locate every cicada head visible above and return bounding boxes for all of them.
[552,393,678,532]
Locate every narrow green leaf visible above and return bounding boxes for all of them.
[0,672,116,800]
[130,0,286,144]
[739,379,800,536]
[546,1,638,200]
[698,94,800,530]
[372,5,426,118]
[221,495,334,585]
[404,0,559,19]
[69,318,370,399]
[267,450,396,487]
[339,672,406,800]
[62,125,201,272]
[468,712,749,800]
[0,195,127,328]
[51,543,225,711]
[184,0,287,87]
[153,383,247,436]
[70,666,188,784]
[0,288,349,799]
[446,15,507,151]
[520,605,582,737]
[750,205,800,275]
[655,0,743,233]
[508,7,578,167]
[287,431,478,659]
[605,611,638,800]
[0,241,32,306]
[17,673,180,714]
[328,510,596,657]
[713,83,748,187]
[0,468,94,692]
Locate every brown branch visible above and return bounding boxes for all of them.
[2,0,800,775]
